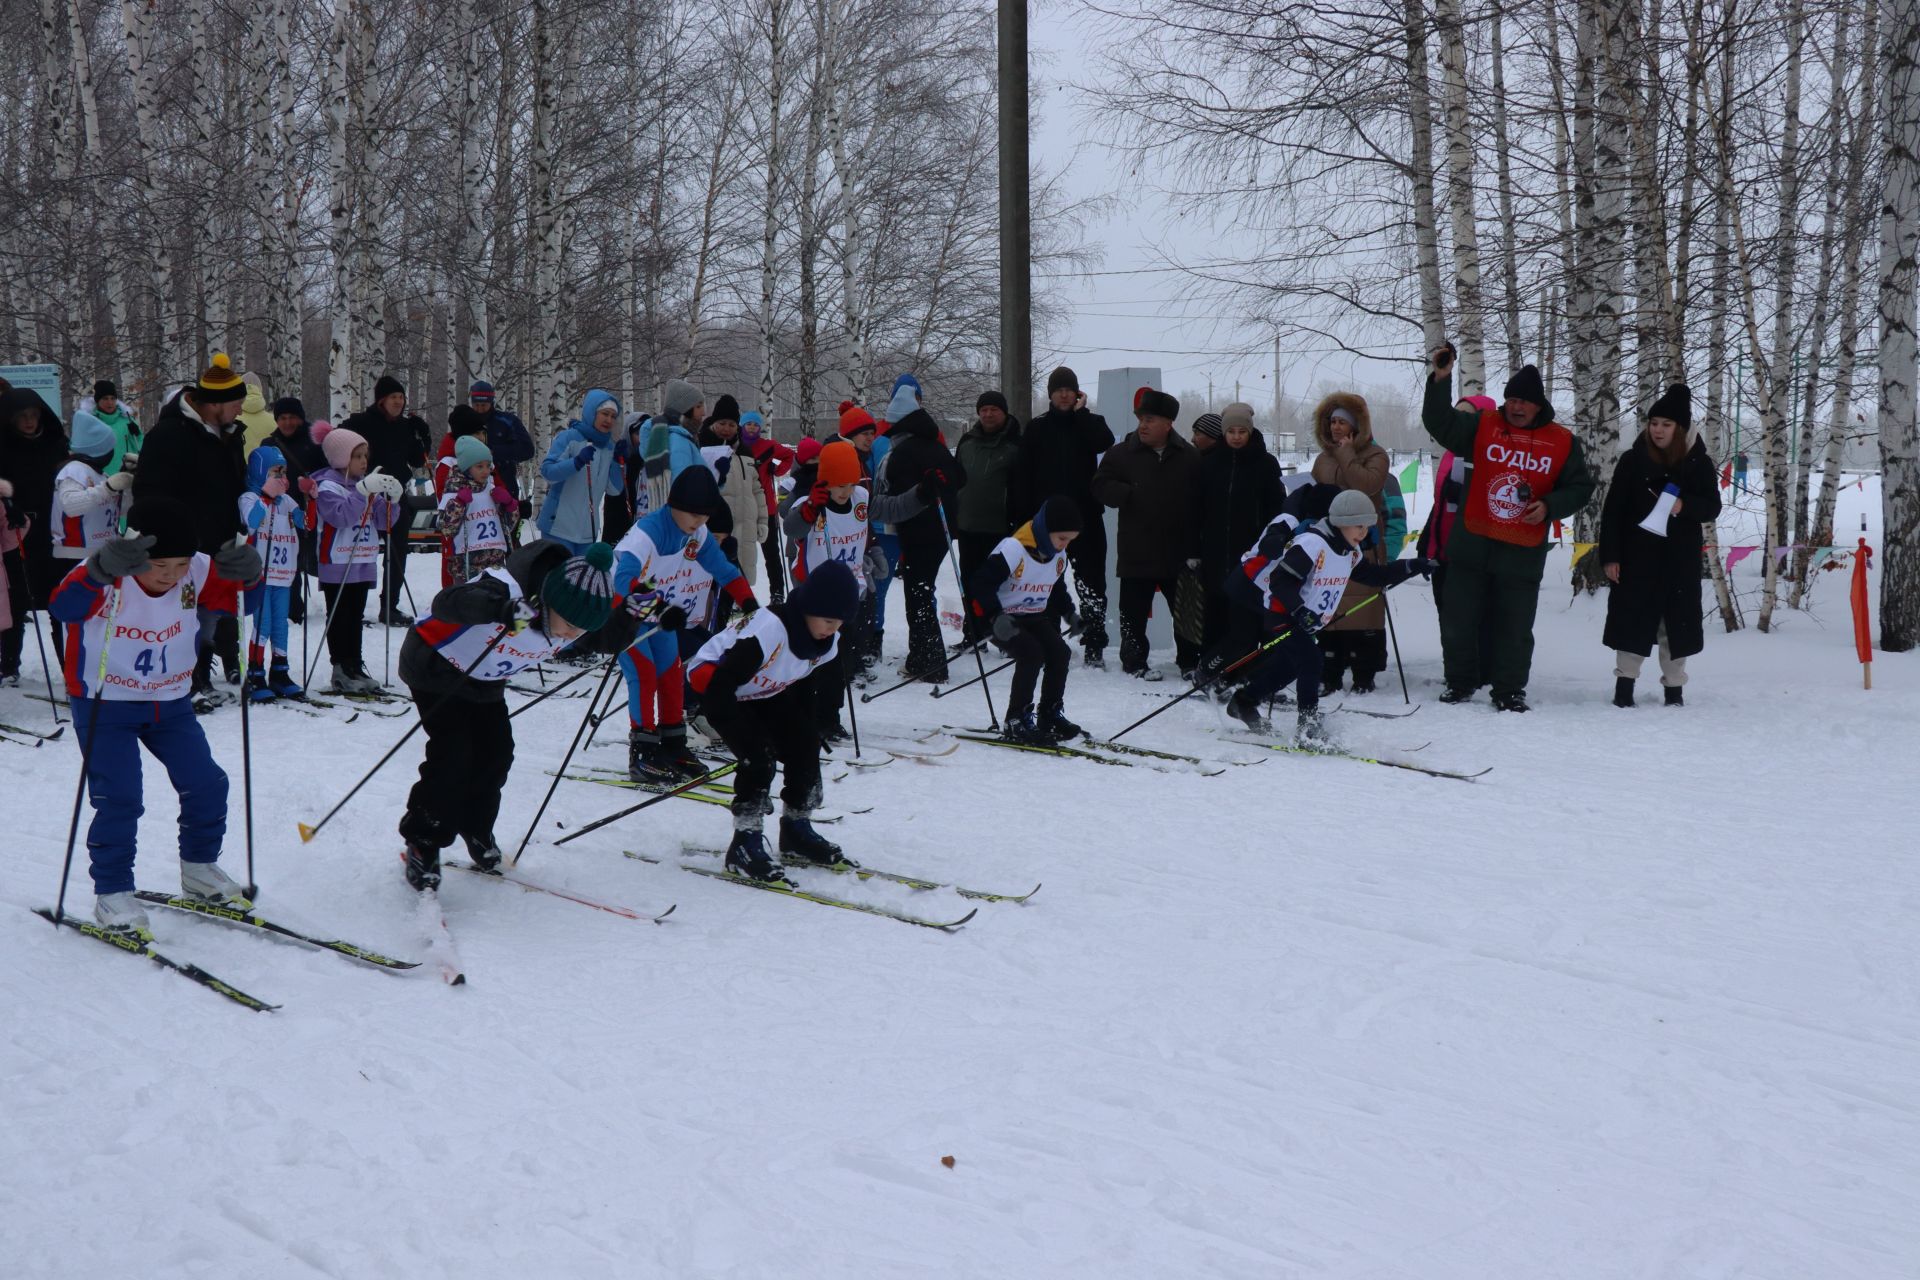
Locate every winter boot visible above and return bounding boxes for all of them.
[627,728,663,783]
[1319,670,1343,698]
[1295,707,1333,750]
[330,664,381,696]
[181,859,252,907]
[463,833,505,874]
[1082,648,1107,671]
[779,813,851,868]
[1000,709,1044,744]
[724,821,785,883]
[93,892,152,939]
[1492,691,1530,713]
[1438,685,1475,704]
[1038,702,1084,743]
[1349,671,1376,695]
[1613,677,1636,708]
[657,725,706,780]
[819,720,851,745]
[244,670,277,703]
[1664,685,1684,707]
[1129,666,1165,683]
[403,841,442,892]
[267,658,304,699]
[1224,691,1271,735]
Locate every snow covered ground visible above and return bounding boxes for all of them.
[4,480,1917,1278]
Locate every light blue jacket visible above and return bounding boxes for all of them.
[537,389,623,544]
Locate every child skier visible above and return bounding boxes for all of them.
[48,497,265,936]
[965,495,1087,743]
[238,444,307,700]
[782,438,932,738]
[398,539,664,888]
[311,426,405,694]
[686,558,861,882]
[437,434,518,586]
[1223,488,1431,742]
[611,466,756,782]
[51,409,132,568]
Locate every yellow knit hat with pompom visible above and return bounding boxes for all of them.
[195,352,247,403]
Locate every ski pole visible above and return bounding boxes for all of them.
[579,657,627,751]
[511,643,643,867]
[236,530,259,899]
[313,499,375,686]
[857,668,938,704]
[506,656,601,718]
[51,567,127,925]
[1382,590,1410,705]
[380,528,392,684]
[553,760,739,847]
[930,656,1015,698]
[1105,591,1384,743]
[843,656,865,760]
[945,540,996,729]
[10,543,65,724]
[296,626,510,844]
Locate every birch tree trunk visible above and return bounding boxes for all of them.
[40,0,78,376]
[823,0,866,400]
[326,0,356,418]
[531,0,567,429]
[796,24,827,436]
[1487,7,1523,373]
[1433,0,1485,394]
[1754,6,1804,631]
[68,0,127,378]
[1701,141,1741,632]
[350,0,383,394]
[684,68,745,377]
[454,0,487,392]
[186,0,223,360]
[1620,0,1672,405]
[1878,0,1920,650]
[1401,0,1447,350]
[264,0,299,395]
[123,0,175,389]
[758,0,790,420]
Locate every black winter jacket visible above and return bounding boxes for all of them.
[0,390,69,575]
[341,405,432,484]
[1194,433,1285,577]
[1009,405,1114,524]
[879,409,965,564]
[1599,433,1722,660]
[131,390,247,554]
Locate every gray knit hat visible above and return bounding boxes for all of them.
[662,379,703,418]
[1327,489,1376,527]
[1221,401,1255,430]
[1192,413,1224,440]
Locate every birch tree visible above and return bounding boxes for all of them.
[1879,0,1920,650]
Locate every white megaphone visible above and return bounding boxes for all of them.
[1638,482,1680,536]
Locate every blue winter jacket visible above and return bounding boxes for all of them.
[537,389,624,544]
[613,504,743,608]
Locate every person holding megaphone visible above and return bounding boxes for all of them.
[1598,384,1722,708]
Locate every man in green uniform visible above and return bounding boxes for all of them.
[1422,341,1597,712]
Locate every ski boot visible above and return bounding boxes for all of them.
[1614,677,1636,708]
[1038,702,1084,743]
[1224,691,1271,735]
[657,726,707,780]
[244,670,277,702]
[724,826,786,883]
[1491,691,1530,713]
[779,813,853,869]
[0,670,19,688]
[403,842,442,892]
[1295,707,1334,750]
[267,658,304,699]
[1000,709,1045,744]
[330,664,382,696]
[1664,685,1684,707]
[819,720,851,745]
[93,892,152,940]
[181,859,252,908]
[463,833,505,874]
[627,728,664,784]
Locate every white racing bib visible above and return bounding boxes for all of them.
[81,556,212,701]
[692,608,837,701]
[241,493,301,587]
[440,487,509,555]
[318,480,381,566]
[802,486,872,591]
[613,523,718,620]
[991,536,1065,615]
[418,569,567,681]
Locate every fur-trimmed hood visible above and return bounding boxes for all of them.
[1311,392,1373,451]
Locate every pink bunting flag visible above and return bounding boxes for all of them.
[1725,546,1758,571]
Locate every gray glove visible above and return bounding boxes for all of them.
[88,533,155,583]
[991,613,1017,644]
[213,540,264,584]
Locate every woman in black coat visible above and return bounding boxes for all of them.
[1598,384,1722,707]
[0,388,70,678]
[1194,419,1285,650]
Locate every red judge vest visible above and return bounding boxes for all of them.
[1462,410,1573,547]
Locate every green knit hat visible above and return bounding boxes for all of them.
[540,542,615,631]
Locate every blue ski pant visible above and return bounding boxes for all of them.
[1236,612,1326,713]
[246,584,292,657]
[71,695,229,895]
[619,626,709,732]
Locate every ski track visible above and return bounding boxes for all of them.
[4,482,1919,1278]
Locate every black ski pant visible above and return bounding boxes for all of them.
[900,545,948,681]
[1439,563,1540,697]
[1318,630,1387,686]
[320,580,370,673]
[705,683,823,824]
[1195,600,1264,690]
[812,595,870,732]
[1064,517,1108,656]
[761,525,786,602]
[1118,574,1200,675]
[997,613,1069,717]
[1237,612,1325,713]
[399,686,513,851]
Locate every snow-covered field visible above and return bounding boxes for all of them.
[5,477,1916,1278]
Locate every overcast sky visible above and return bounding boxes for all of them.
[1027,3,1423,419]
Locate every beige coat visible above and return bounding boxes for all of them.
[721,449,769,584]
[1309,391,1389,632]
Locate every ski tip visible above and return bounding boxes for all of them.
[297,822,317,844]
[447,971,467,986]
[653,903,678,924]
[943,908,980,931]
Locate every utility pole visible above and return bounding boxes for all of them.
[998,0,1032,421]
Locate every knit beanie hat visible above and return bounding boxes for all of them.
[68,409,116,460]
[885,383,920,424]
[1047,366,1079,394]
[322,426,367,471]
[818,440,862,488]
[667,463,722,516]
[1502,365,1549,409]
[795,436,824,467]
[1329,406,1357,428]
[126,496,197,560]
[788,558,859,622]
[469,380,495,400]
[374,374,406,402]
[272,396,306,420]
[194,352,247,403]
[1040,495,1083,533]
[708,393,741,426]
[1192,413,1224,441]
[838,401,877,439]
[1221,402,1255,431]
[892,372,922,400]
[1328,489,1376,527]
[976,390,1009,414]
[1648,382,1692,428]
[311,419,334,446]
[740,411,764,434]
[1461,394,1498,414]
[92,379,117,401]
[663,379,703,418]
[454,434,493,471]
[540,542,616,632]
[1135,389,1180,421]
[247,445,287,493]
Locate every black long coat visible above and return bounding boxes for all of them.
[1194,431,1285,581]
[1598,433,1722,659]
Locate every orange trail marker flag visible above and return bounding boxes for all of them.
[1851,537,1873,689]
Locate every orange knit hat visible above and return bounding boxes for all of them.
[818,440,862,487]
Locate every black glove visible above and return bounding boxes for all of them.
[738,596,760,617]
[1061,604,1084,638]
[2,496,24,530]
[88,533,156,583]
[517,498,533,519]
[657,605,687,632]
[702,681,737,718]
[499,595,538,633]
[1292,607,1325,636]
[915,478,941,506]
[212,541,264,584]
[991,613,1017,644]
